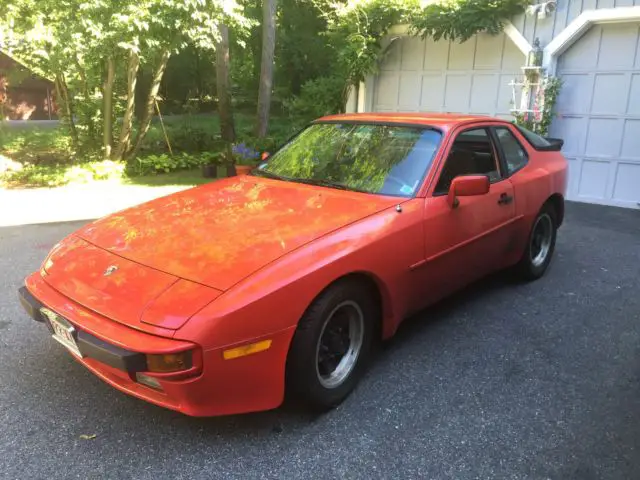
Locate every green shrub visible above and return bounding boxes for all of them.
[129,152,221,176]
[283,76,345,120]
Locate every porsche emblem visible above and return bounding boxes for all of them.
[103,265,118,277]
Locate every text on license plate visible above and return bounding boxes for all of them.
[40,308,83,358]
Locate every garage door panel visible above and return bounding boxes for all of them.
[554,116,586,156]
[621,119,640,158]
[381,41,400,71]
[448,39,475,70]
[579,160,610,199]
[424,38,449,70]
[501,40,525,70]
[475,35,503,69]
[470,75,499,113]
[627,75,640,114]
[556,74,592,115]
[586,118,623,157]
[444,75,471,111]
[559,26,600,71]
[613,163,640,202]
[401,37,425,71]
[591,74,629,115]
[420,75,445,110]
[553,23,640,208]
[566,157,581,194]
[373,33,522,117]
[597,24,638,70]
[374,73,399,109]
[398,74,422,108]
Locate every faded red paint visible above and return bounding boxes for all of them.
[23,113,568,416]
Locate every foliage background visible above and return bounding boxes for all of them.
[0,0,537,187]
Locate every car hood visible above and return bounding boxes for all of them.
[41,235,222,332]
[75,176,400,291]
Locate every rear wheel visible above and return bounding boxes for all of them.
[515,203,558,280]
[285,280,377,411]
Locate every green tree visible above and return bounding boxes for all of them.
[1,0,247,160]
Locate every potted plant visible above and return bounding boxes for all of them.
[201,152,221,178]
[232,142,260,175]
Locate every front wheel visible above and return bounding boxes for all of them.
[285,280,377,411]
[515,203,558,280]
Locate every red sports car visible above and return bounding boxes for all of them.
[19,113,567,416]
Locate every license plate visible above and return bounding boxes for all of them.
[40,308,83,358]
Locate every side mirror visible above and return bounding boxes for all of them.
[261,151,270,161]
[447,175,490,208]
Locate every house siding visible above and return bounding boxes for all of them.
[511,0,640,47]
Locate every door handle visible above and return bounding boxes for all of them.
[498,193,513,205]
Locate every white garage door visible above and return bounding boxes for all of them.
[551,23,640,209]
[372,33,524,119]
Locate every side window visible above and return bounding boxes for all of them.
[434,128,500,195]
[495,127,528,175]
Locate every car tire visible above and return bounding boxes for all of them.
[515,202,558,281]
[285,279,378,411]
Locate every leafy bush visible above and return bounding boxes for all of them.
[283,76,346,120]
[129,152,220,176]
[167,122,225,153]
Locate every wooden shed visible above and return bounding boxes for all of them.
[0,51,56,120]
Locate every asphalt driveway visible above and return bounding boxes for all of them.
[1,202,639,479]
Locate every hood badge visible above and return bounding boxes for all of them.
[103,265,119,277]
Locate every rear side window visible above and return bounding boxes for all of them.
[495,127,528,175]
[514,125,552,148]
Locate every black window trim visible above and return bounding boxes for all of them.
[490,125,530,178]
[432,125,505,197]
[512,124,562,151]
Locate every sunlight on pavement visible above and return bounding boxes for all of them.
[0,181,195,227]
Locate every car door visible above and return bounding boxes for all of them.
[413,126,518,304]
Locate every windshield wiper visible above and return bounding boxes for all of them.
[297,178,369,194]
[251,169,291,182]
[253,170,369,194]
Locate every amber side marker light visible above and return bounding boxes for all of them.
[146,351,192,373]
[223,340,272,360]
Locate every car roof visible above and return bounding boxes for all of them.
[316,112,512,129]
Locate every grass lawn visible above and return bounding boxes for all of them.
[0,112,303,189]
[121,168,214,187]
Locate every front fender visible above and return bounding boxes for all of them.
[176,199,425,349]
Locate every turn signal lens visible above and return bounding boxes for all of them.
[146,351,192,373]
[135,373,163,390]
[223,339,272,360]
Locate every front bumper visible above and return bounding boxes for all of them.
[19,286,148,372]
[19,274,296,417]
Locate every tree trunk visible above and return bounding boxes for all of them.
[102,56,115,159]
[75,59,95,140]
[54,73,79,150]
[255,0,277,138]
[215,23,236,175]
[113,51,140,161]
[128,49,171,160]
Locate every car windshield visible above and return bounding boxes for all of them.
[252,122,442,197]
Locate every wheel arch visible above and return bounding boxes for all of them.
[303,270,395,341]
[545,193,565,227]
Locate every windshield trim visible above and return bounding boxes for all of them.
[251,121,444,199]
